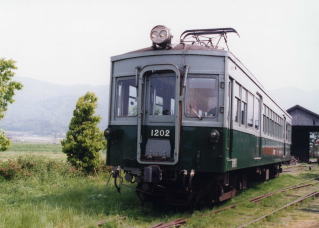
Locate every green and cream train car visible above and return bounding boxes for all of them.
[105,26,292,206]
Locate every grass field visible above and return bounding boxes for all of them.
[0,143,65,160]
[0,143,319,228]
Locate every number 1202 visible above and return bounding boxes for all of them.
[150,129,170,137]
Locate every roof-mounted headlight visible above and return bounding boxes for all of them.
[150,25,172,49]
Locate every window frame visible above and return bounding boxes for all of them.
[234,82,241,124]
[114,76,138,119]
[146,71,177,123]
[241,88,248,126]
[148,73,176,117]
[184,74,219,120]
[247,92,254,128]
[254,96,260,130]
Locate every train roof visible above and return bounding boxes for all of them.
[111,44,291,119]
[128,43,225,53]
[112,44,261,91]
[111,44,228,61]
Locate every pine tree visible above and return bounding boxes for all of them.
[61,92,106,173]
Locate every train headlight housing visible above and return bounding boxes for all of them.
[150,25,172,49]
[104,128,112,140]
[210,129,220,143]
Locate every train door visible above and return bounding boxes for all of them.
[255,95,262,158]
[136,65,181,165]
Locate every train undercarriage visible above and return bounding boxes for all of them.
[113,164,282,208]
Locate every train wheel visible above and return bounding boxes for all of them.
[269,165,280,179]
[237,174,247,191]
[193,183,215,208]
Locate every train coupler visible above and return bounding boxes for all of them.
[111,166,123,193]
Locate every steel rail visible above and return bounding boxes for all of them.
[282,165,311,173]
[237,191,319,228]
[207,178,319,214]
[250,182,317,203]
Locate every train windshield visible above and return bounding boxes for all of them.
[185,77,218,118]
[149,72,176,116]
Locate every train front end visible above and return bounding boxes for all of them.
[105,25,228,205]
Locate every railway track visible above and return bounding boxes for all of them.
[282,164,313,173]
[237,191,319,228]
[150,218,187,228]
[149,177,319,228]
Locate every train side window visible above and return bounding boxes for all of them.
[234,98,240,122]
[116,77,137,117]
[269,109,274,136]
[276,115,280,138]
[241,101,247,125]
[268,109,272,136]
[263,115,266,134]
[265,106,269,135]
[275,113,278,138]
[241,88,247,126]
[254,97,260,130]
[275,120,278,138]
[234,82,240,97]
[234,83,241,123]
[263,105,266,134]
[274,113,278,137]
[228,81,232,122]
[277,116,280,139]
[272,112,275,137]
[270,111,273,136]
[269,111,272,136]
[279,118,282,139]
[278,121,281,138]
[283,120,286,139]
[247,93,254,127]
[281,118,284,138]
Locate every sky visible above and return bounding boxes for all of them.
[0,0,318,91]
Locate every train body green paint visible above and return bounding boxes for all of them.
[105,26,292,205]
[107,126,290,172]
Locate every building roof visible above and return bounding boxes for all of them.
[287,105,319,119]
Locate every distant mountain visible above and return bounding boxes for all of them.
[0,77,109,136]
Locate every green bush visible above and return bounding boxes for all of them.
[0,156,81,181]
[61,92,106,174]
[0,159,22,180]
[0,131,10,151]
